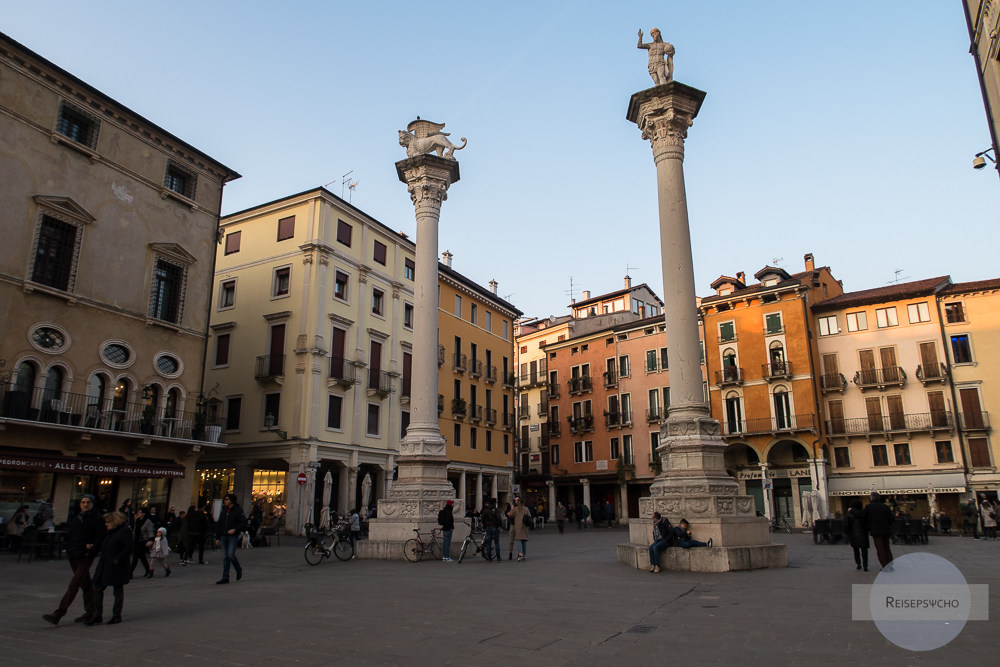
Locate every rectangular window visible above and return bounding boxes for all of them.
[623,434,633,465]
[818,315,838,336]
[503,434,509,455]
[470,427,477,450]
[893,443,911,466]
[366,403,380,436]
[551,443,559,464]
[585,440,593,462]
[225,397,241,431]
[935,441,954,464]
[327,395,343,429]
[277,216,295,241]
[485,311,492,333]
[619,355,630,378]
[215,333,231,366]
[765,312,783,334]
[876,307,898,328]
[372,288,384,316]
[834,447,850,468]
[224,231,241,255]
[968,438,991,467]
[400,411,410,439]
[485,431,492,452]
[57,102,98,148]
[453,423,462,447]
[264,392,280,427]
[719,321,736,342]
[944,302,965,323]
[646,350,657,373]
[699,341,705,364]
[950,335,973,364]
[502,320,509,340]
[663,387,671,409]
[334,270,348,300]
[273,266,290,297]
[906,302,930,324]
[610,437,620,460]
[470,303,478,325]
[872,445,889,467]
[337,219,352,246]
[373,240,387,265]
[404,258,415,280]
[31,215,78,291]
[660,347,668,370]
[454,294,462,317]
[164,161,196,199]
[845,311,867,333]
[404,303,414,329]
[151,259,184,323]
[219,279,236,309]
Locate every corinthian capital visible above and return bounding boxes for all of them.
[406,179,450,208]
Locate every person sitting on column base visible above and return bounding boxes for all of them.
[671,519,713,549]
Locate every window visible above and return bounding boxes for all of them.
[337,219,352,246]
[968,438,991,467]
[372,288,385,316]
[470,304,478,325]
[663,387,671,409]
[273,267,290,297]
[454,295,462,316]
[404,303,414,329]
[872,445,889,466]
[327,395,343,429]
[366,403,380,436]
[164,161,196,199]
[486,431,492,452]
[334,270,348,301]
[834,447,850,468]
[950,335,972,364]
[31,215,79,291]
[646,350,657,372]
[373,240,387,265]
[875,307,898,328]
[400,411,410,439]
[502,320,509,340]
[893,443,911,466]
[846,311,868,332]
[618,355,630,378]
[485,311,492,332]
[102,342,132,367]
[453,423,462,447]
[224,231,241,255]
[404,258,415,280]
[935,441,954,464]
[264,393,280,427]
[56,102,99,148]
[610,437,620,460]
[574,441,594,463]
[719,321,736,342]
[944,302,965,323]
[470,427,477,450]
[623,434,633,465]
[907,302,930,324]
[660,347,668,370]
[551,444,559,464]
[699,341,705,364]
[215,333,231,366]
[277,216,295,241]
[154,353,180,376]
[225,397,241,431]
[765,312,783,334]
[817,315,838,336]
[219,279,236,309]
[503,434,509,455]
[150,259,185,323]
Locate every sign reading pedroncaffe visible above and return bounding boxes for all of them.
[0,454,185,478]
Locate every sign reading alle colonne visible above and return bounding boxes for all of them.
[0,454,185,478]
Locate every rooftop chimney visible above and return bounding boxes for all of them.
[736,271,745,284]
[582,290,591,300]
[804,253,815,271]
[489,279,498,295]
[624,275,632,289]
[442,250,453,268]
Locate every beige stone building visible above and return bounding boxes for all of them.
[964,1,1000,176]
[0,32,239,522]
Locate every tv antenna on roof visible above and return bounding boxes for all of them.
[322,171,359,202]
[626,264,639,279]
[565,276,578,302]
[771,257,784,268]
[888,269,910,285]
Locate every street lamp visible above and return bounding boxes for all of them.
[972,148,995,170]
[264,413,287,440]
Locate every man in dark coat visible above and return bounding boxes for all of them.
[43,495,106,625]
[863,492,894,569]
[844,499,869,571]
[214,493,246,584]
[89,511,133,625]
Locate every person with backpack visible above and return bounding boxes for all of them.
[648,512,673,573]
[437,500,455,562]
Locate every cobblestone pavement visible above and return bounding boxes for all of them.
[0,527,996,666]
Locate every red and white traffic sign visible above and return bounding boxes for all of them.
[296,472,308,486]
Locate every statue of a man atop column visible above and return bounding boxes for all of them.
[637,28,675,86]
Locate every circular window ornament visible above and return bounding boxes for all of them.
[154,353,182,378]
[100,340,135,369]
[28,324,70,353]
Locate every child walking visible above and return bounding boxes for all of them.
[149,526,172,577]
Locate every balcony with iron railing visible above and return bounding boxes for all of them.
[547,420,561,436]
[438,394,444,416]
[715,367,743,387]
[536,403,547,417]
[548,382,560,399]
[329,357,357,387]
[825,412,953,437]
[820,372,847,393]
[762,361,793,381]
[603,369,618,388]
[852,367,906,390]
[518,370,547,389]
[517,404,530,420]
[470,360,483,379]
[401,376,412,403]
[469,404,483,423]
[958,412,990,431]
[502,372,515,389]
[255,354,285,381]
[916,363,948,385]
[722,413,818,437]
[451,398,468,418]
[484,365,497,384]
[568,414,595,434]
[484,408,497,426]
[568,376,593,395]
[367,369,392,396]
[452,352,467,373]
[604,410,633,429]
[438,345,445,367]
[646,407,664,423]
[503,412,516,430]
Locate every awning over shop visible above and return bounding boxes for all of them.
[827,472,966,496]
[0,453,186,478]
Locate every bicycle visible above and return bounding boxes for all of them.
[303,523,354,565]
[769,516,792,533]
[457,523,489,563]
[402,527,442,562]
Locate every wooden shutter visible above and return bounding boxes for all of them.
[268,324,285,376]
[827,400,845,434]
[880,347,899,382]
[928,391,947,427]
[960,388,983,429]
[968,438,991,467]
[865,396,884,431]
[919,342,940,378]
[859,350,876,384]
[886,394,905,430]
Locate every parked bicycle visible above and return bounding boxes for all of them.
[770,516,792,533]
[403,527,443,562]
[458,522,489,563]
[303,522,354,565]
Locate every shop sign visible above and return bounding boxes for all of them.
[737,467,810,480]
[0,454,185,478]
[829,487,966,497]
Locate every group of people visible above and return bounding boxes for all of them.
[845,492,899,572]
[437,496,534,562]
[40,493,249,626]
[647,513,713,573]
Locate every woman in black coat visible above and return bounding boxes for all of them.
[89,511,133,625]
[844,499,869,572]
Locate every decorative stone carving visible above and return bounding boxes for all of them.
[637,28,675,86]
[686,498,710,514]
[398,120,467,159]
[737,497,755,514]
[716,497,734,515]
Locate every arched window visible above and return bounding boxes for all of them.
[769,341,785,372]
[85,373,109,426]
[773,385,791,429]
[722,348,739,382]
[14,360,37,394]
[41,366,65,419]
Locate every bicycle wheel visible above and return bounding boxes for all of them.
[333,537,354,561]
[403,538,423,562]
[479,538,491,560]
[457,537,473,563]
[304,543,326,565]
[429,538,443,560]
[784,521,792,534]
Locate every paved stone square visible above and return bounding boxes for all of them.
[0,528,996,665]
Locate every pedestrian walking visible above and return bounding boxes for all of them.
[214,493,246,584]
[149,527,172,577]
[506,496,531,561]
[605,500,614,527]
[980,495,997,540]
[555,501,567,534]
[863,492,894,569]
[480,498,502,562]
[42,495,106,625]
[349,508,362,556]
[130,507,155,579]
[88,511,132,626]
[184,505,208,564]
[567,503,576,529]
[437,500,455,562]
[580,503,590,529]
[844,499,869,571]
[118,498,134,528]
[648,512,673,573]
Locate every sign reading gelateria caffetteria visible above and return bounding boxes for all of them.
[0,454,185,478]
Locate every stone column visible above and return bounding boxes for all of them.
[493,474,500,503]
[338,464,349,513]
[623,81,784,571]
[346,466,359,512]
[363,120,464,557]
[458,470,467,506]
[547,480,556,521]
[233,461,253,512]
[476,472,484,512]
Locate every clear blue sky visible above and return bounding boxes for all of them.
[4,1,995,319]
